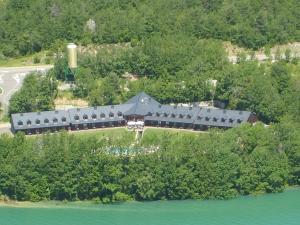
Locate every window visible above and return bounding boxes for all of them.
[213,117,218,122]
[53,118,58,124]
[74,115,80,121]
[62,117,67,123]
[205,117,210,121]
[221,118,226,122]
[237,119,242,123]
[18,121,23,126]
[117,112,123,117]
[179,114,184,119]
[163,113,168,117]
[44,119,49,124]
[109,112,114,118]
[35,119,40,125]
[100,113,106,119]
[197,116,202,120]
[92,114,97,120]
[147,112,153,116]
[171,113,176,118]
[187,114,192,119]
[229,118,234,123]
[156,112,160,117]
[27,120,32,126]
[83,114,88,120]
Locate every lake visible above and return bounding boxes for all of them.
[0,189,299,225]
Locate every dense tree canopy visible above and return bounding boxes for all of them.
[2,0,300,204]
[0,0,300,57]
[8,72,57,115]
[0,122,298,202]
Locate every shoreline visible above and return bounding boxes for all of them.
[1,186,299,209]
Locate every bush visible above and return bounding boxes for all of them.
[33,56,41,64]
[44,57,51,64]
[113,192,132,202]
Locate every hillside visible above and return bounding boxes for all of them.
[0,0,300,58]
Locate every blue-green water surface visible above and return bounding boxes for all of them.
[0,189,299,225]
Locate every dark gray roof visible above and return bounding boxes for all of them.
[68,104,133,124]
[123,92,161,116]
[10,92,254,131]
[144,105,252,127]
[193,108,251,127]
[125,92,160,105]
[11,110,70,131]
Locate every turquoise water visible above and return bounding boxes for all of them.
[0,189,299,225]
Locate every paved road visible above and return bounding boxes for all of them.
[0,65,53,108]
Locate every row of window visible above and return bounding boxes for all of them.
[196,116,242,123]
[17,112,125,127]
[148,112,193,119]
[73,112,123,121]
[18,117,67,126]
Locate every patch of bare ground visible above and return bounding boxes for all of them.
[78,43,131,56]
[224,41,300,63]
[54,97,89,110]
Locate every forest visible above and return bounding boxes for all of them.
[0,0,300,57]
[0,122,299,202]
[2,0,300,203]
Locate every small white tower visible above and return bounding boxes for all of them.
[67,43,77,69]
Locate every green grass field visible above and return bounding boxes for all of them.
[0,51,53,67]
[141,127,207,146]
[25,127,207,147]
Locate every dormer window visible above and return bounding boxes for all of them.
[62,117,67,123]
[35,119,40,125]
[187,114,192,119]
[74,115,80,121]
[100,113,105,119]
[237,119,242,123]
[221,118,226,122]
[179,114,184,119]
[156,112,160,117]
[205,117,210,121]
[229,118,234,123]
[109,112,114,118]
[197,116,202,120]
[147,112,153,116]
[117,112,123,118]
[163,113,168,117]
[53,118,58,124]
[207,109,211,113]
[18,121,23,126]
[92,114,97,120]
[27,120,32,126]
[44,119,49,124]
[171,113,176,118]
[83,114,88,120]
[213,117,218,122]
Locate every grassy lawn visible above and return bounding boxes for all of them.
[25,126,208,147]
[0,51,53,67]
[72,127,136,146]
[141,127,207,146]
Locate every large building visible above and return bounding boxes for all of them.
[11,92,257,135]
